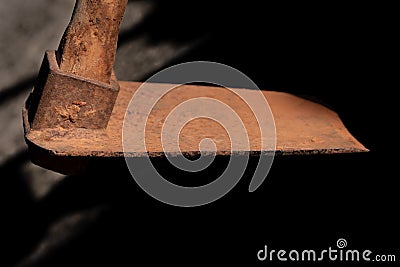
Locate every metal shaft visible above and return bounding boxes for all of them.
[57,0,128,84]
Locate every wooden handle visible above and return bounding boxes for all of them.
[57,0,128,84]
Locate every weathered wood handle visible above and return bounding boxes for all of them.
[57,0,128,84]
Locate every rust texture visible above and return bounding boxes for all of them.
[28,51,119,129]
[57,0,128,84]
[23,82,368,174]
[28,0,129,130]
[23,0,367,174]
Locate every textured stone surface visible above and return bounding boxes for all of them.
[0,0,76,198]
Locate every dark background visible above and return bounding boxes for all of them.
[1,1,396,266]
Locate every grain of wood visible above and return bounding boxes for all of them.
[57,0,128,84]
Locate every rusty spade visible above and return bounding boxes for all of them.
[23,0,367,177]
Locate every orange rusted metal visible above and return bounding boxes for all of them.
[23,81,367,174]
[23,0,367,174]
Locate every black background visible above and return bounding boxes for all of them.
[3,1,397,266]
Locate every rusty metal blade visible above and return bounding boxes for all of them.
[23,81,367,174]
